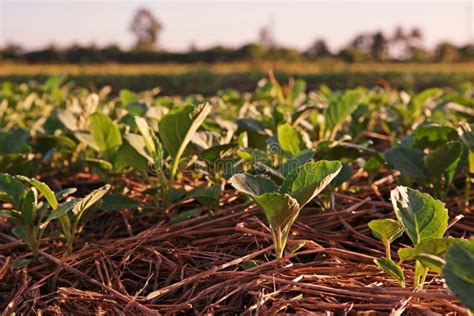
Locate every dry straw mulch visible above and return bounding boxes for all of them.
[1,173,473,315]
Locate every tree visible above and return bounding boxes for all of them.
[371,31,389,61]
[434,42,459,62]
[306,39,331,59]
[130,8,163,50]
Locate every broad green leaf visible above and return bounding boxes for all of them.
[280,160,342,207]
[119,89,138,105]
[412,124,459,149]
[115,142,149,174]
[324,88,363,137]
[158,103,211,159]
[254,193,300,230]
[375,257,405,287]
[0,173,26,209]
[368,219,403,244]
[398,237,456,269]
[384,147,428,179]
[101,194,141,211]
[279,149,315,177]
[424,142,462,178]
[124,133,154,163]
[229,174,278,197]
[187,184,221,210]
[277,123,303,156]
[241,260,258,270]
[330,162,352,188]
[16,176,58,210]
[89,113,122,154]
[391,186,448,245]
[416,253,446,273]
[169,208,202,224]
[57,109,78,131]
[442,239,474,311]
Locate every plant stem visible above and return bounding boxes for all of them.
[414,260,428,288]
[384,239,391,260]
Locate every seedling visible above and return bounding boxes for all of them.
[127,103,211,208]
[371,186,449,288]
[384,140,463,199]
[230,160,342,259]
[0,174,47,257]
[368,219,403,260]
[0,173,111,256]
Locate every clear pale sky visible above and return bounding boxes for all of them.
[0,1,472,51]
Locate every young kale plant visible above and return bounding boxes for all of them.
[384,124,463,199]
[18,176,110,253]
[0,173,110,257]
[369,186,451,288]
[230,160,342,259]
[126,103,211,208]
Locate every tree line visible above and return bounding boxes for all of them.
[1,8,473,64]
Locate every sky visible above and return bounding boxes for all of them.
[0,1,473,52]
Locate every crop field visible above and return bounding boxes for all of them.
[0,74,473,314]
[2,62,474,94]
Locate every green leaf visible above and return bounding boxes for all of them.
[74,132,100,152]
[324,88,363,138]
[241,260,258,270]
[278,149,315,177]
[391,186,448,245]
[368,219,403,244]
[134,116,156,157]
[187,184,221,210]
[72,184,111,219]
[277,123,303,156]
[229,174,278,197]
[424,142,462,178]
[384,147,429,179]
[158,103,211,159]
[398,237,456,264]
[412,124,459,149]
[375,257,405,287]
[16,176,58,210]
[124,133,153,163]
[254,193,300,231]
[442,239,474,311]
[119,89,138,105]
[169,208,202,224]
[42,200,78,229]
[20,189,37,225]
[114,142,149,174]
[57,109,78,131]
[0,173,26,209]
[0,209,20,221]
[100,194,141,211]
[280,160,342,207]
[84,158,113,172]
[12,225,32,245]
[89,113,122,155]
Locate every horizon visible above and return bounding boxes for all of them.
[0,1,473,52]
